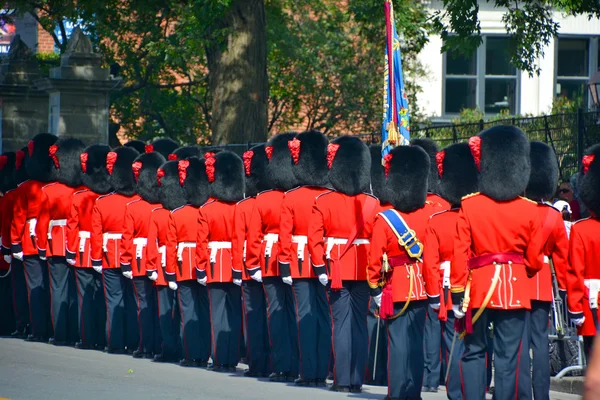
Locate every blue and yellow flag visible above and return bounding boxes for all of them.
[381,0,410,161]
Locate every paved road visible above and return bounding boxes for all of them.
[0,338,583,400]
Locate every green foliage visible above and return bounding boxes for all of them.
[34,52,60,76]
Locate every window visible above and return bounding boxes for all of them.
[556,39,590,107]
[443,37,519,116]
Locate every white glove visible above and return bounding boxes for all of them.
[168,281,178,291]
[148,271,158,281]
[430,303,440,311]
[3,255,11,264]
[197,277,207,286]
[39,255,47,261]
[233,279,242,287]
[452,304,465,319]
[13,252,23,261]
[282,276,293,286]
[318,273,328,287]
[66,258,76,266]
[251,270,262,283]
[572,316,585,326]
[122,271,133,280]
[373,293,382,308]
[93,265,103,274]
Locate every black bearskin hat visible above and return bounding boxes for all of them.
[289,130,329,187]
[107,146,139,196]
[0,152,16,193]
[265,132,299,191]
[170,146,201,161]
[132,152,166,204]
[147,138,179,159]
[410,137,441,195]
[526,141,559,202]
[158,161,187,211]
[124,140,146,154]
[183,157,210,207]
[52,138,85,188]
[369,144,389,204]
[81,144,112,195]
[26,133,58,182]
[384,145,429,213]
[14,147,29,185]
[579,144,600,217]
[438,143,480,208]
[473,125,530,202]
[207,151,244,203]
[327,135,370,196]
[243,144,271,197]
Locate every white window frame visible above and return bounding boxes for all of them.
[554,36,599,109]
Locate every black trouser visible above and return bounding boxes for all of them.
[178,280,211,361]
[461,308,527,400]
[132,276,157,354]
[242,279,270,374]
[23,256,51,339]
[208,282,243,367]
[123,278,139,350]
[48,257,79,343]
[74,267,106,347]
[519,301,551,400]
[263,277,299,376]
[366,298,387,386]
[442,311,464,400]
[11,258,29,332]
[157,285,180,360]
[292,278,331,380]
[386,300,427,399]
[423,305,442,389]
[0,269,15,335]
[102,268,128,350]
[328,280,370,388]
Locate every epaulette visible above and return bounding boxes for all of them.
[96,191,115,201]
[461,192,480,201]
[42,182,57,190]
[236,197,254,205]
[573,217,591,225]
[256,189,274,197]
[171,205,186,214]
[73,189,89,196]
[200,199,216,209]
[519,196,538,205]
[315,190,335,200]
[285,186,302,194]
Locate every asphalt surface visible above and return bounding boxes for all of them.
[0,338,583,400]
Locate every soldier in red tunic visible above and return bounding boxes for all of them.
[233,144,271,377]
[11,133,58,342]
[423,142,479,400]
[450,126,545,400]
[120,151,165,359]
[278,130,332,387]
[247,132,300,382]
[36,138,85,346]
[0,152,16,335]
[164,157,211,367]
[91,146,140,353]
[567,144,600,356]
[308,136,376,393]
[66,144,111,350]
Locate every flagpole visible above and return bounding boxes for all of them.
[384,0,398,129]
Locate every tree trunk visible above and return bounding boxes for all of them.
[206,0,268,145]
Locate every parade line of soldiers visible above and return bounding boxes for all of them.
[0,127,598,400]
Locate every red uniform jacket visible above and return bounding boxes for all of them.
[423,209,460,311]
[91,193,138,269]
[425,193,451,215]
[66,189,100,268]
[165,205,198,282]
[146,206,170,286]
[528,204,569,302]
[2,190,17,255]
[36,182,80,258]
[11,180,47,256]
[231,197,255,281]
[120,198,155,277]
[0,196,8,271]
[308,191,378,282]
[567,217,600,336]
[451,194,545,310]
[246,190,285,278]
[369,206,430,302]
[196,199,237,284]
[279,186,330,279]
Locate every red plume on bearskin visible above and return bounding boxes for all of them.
[156,168,165,186]
[168,154,178,161]
[49,145,60,169]
[327,143,340,169]
[264,146,273,161]
[205,156,216,183]
[0,155,7,170]
[80,153,88,173]
[145,144,154,154]
[132,161,143,182]
[583,154,596,175]
[106,152,117,175]
[178,160,189,186]
[27,140,34,156]
[288,138,301,165]
[383,153,393,178]
[468,136,482,171]
[16,150,25,170]
[204,152,215,160]
[243,150,254,176]
[436,151,445,178]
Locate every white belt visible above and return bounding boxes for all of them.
[264,233,279,258]
[79,231,90,253]
[585,279,600,309]
[158,245,166,267]
[27,218,37,237]
[440,260,451,288]
[48,219,67,239]
[325,237,370,259]
[208,241,232,264]
[243,240,247,262]
[133,237,147,259]
[543,255,549,264]
[103,233,122,252]
[292,235,308,261]
[177,242,196,262]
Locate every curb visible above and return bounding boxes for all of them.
[551,377,584,395]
